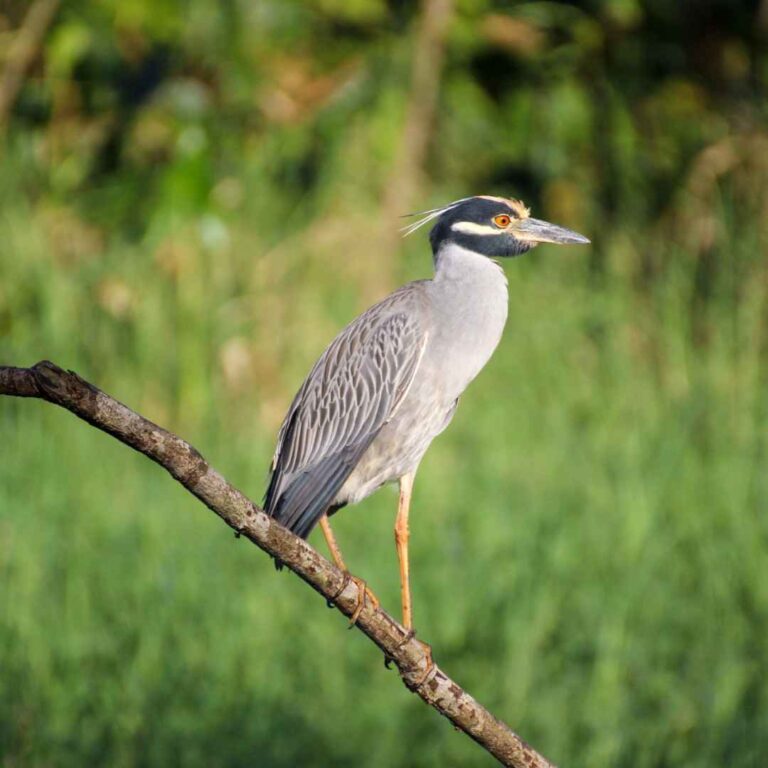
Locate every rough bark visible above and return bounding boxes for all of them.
[0,360,556,768]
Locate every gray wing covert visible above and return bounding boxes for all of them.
[264,288,428,539]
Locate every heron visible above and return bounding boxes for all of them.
[265,195,589,631]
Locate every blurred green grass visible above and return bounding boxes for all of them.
[2,0,768,765]
[3,158,768,766]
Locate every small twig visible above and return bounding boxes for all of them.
[383,0,454,225]
[0,0,61,131]
[0,360,556,768]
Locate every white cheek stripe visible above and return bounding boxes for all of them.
[450,221,500,236]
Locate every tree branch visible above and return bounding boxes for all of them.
[0,360,556,768]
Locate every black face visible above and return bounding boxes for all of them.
[429,198,531,258]
[425,196,589,259]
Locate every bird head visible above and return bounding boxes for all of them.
[403,195,589,258]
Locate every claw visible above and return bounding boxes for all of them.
[409,640,436,691]
[395,627,416,650]
[348,576,379,627]
[328,570,351,608]
[329,571,379,626]
[367,586,380,612]
[385,627,415,669]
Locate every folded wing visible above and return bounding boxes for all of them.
[264,285,428,539]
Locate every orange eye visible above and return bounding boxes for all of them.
[493,214,511,228]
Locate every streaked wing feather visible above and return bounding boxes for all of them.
[265,284,428,537]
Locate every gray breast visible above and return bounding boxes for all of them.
[336,243,509,505]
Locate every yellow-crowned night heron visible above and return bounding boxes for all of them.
[265,195,589,629]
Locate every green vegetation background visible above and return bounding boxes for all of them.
[1,1,768,765]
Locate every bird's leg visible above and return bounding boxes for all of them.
[320,514,379,624]
[320,513,348,570]
[395,472,415,630]
[393,474,434,681]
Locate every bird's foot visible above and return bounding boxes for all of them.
[348,575,379,627]
[386,628,436,688]
[385,627,416,668]
[385,630,435,689]
[409,639,436,691]
[329,571,379,625]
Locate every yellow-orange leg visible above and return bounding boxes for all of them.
[395,472,415,630]
[320,514,347,570]
[320,513,379,624]
[394,480,435,682]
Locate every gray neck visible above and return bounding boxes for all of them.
[433,242,508,285]
[426,243,509,397]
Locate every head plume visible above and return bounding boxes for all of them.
[400,197,477,237]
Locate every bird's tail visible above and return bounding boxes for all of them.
[265,455,356,571]
[264,451,358,539]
